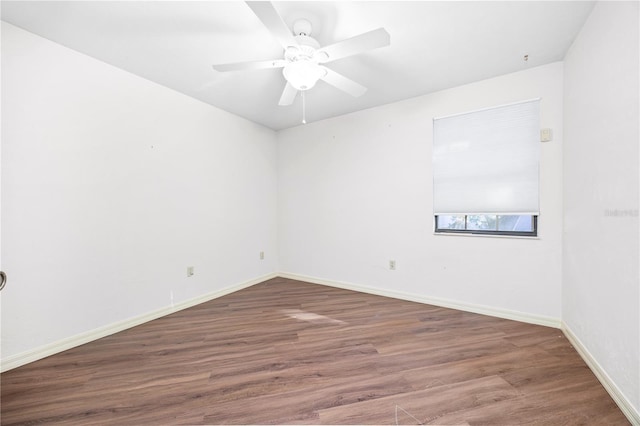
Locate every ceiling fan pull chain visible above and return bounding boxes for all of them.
[302,90,307,124]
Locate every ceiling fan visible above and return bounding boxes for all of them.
[212,1,390,106]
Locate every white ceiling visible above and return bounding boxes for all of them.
[1,1,594,130]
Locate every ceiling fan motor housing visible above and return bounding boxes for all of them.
[285,35,320,60]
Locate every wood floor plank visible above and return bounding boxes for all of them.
[423,385,625,425]
[399,346,564,391]
[0,277,629,425]
[317,375,521,425]
[202,371,414,424]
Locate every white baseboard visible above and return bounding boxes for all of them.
[0,272,278,373]
[562,322,640,425]
[278,272,561,329]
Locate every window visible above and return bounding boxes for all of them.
[433,99,540,237]
[435,214,537,236]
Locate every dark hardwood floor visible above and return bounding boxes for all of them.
[0,277,628,425]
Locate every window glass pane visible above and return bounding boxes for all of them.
[498,215,534,232]
[466,215,497,230]
[435,214,536,236]
[437,215,466,229]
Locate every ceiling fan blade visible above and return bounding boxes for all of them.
[212,59,286,72]
[320,67,367,98]
[317,28,390,63]
[278,82,298,106]
[246,1,297,50]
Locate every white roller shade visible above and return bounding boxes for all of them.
[433,99,540,215]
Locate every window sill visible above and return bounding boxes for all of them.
[433,232,539,240]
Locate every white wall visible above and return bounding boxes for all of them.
[563,1,639,415]
[278,62,564,323]
[1,23,278,362]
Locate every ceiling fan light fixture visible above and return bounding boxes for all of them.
[283,60,325,91]
[212,2,390,106]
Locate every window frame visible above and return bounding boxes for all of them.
[434,214,538,237]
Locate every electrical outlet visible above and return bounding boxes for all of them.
[187,266,194,277]
[260,251,264,260]
[389,260,396,270]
